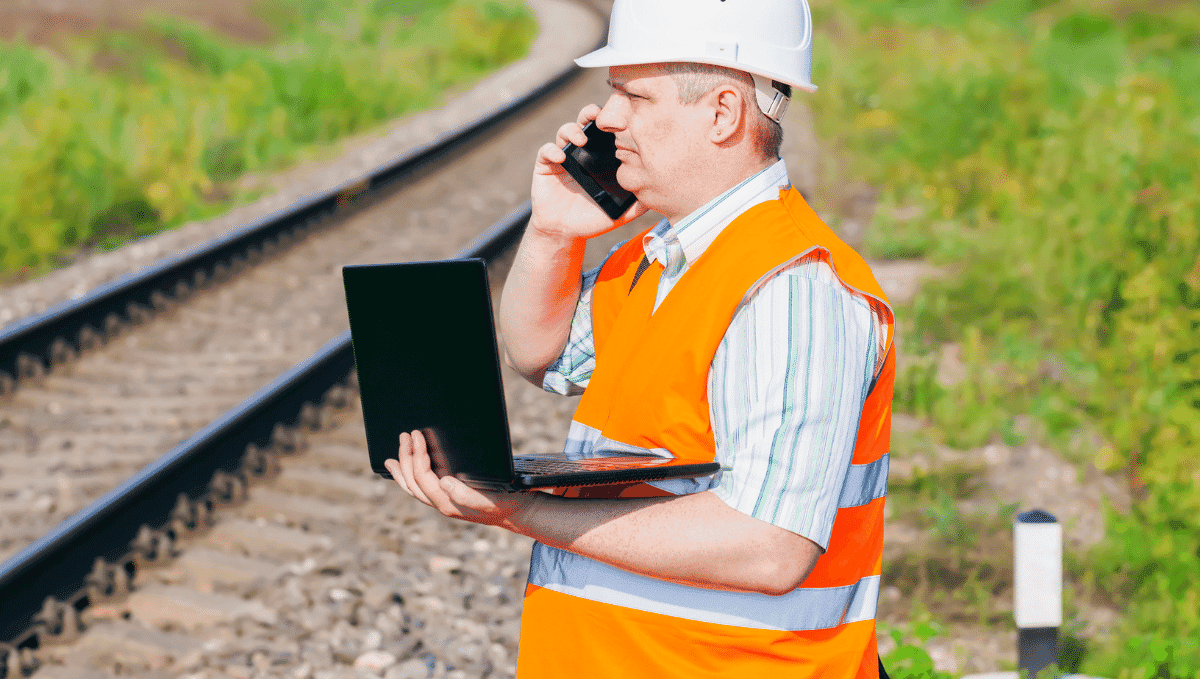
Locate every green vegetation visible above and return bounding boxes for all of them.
[887,460,1016,626]
[0,0,535,277]
[882,621,955,679]
[809,0,1200,674]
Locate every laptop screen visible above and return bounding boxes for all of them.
[342,259,513,482]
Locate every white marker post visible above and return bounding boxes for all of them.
[961,509,1107,679]
[1014,509,1062,677]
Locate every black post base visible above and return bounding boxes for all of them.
[1018,626,1059,678]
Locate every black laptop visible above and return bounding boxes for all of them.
[341,259,721,492]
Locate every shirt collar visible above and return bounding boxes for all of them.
[643,159,790,267]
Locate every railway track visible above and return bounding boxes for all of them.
[0,1,1030,674]
[19,236,580,679]
[0,1,623,675]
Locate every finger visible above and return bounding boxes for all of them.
[383,459,411,495]
[409,430,462,518]
[397,432,434,507]
[396,433,430,505]
[576,104,602,127]
[534,142,567,170]
[555,122,587,149]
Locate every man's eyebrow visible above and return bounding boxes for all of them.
[606,78,631,93]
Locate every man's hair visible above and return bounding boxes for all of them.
[659,62,783,160]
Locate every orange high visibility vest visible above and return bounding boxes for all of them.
[517,187,895,678]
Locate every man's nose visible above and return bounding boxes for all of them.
[594,94,624,133]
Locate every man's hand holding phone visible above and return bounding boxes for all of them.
[531,106,647,242]
[500,106,650,384]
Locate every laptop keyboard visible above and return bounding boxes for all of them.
[514,457,668,475]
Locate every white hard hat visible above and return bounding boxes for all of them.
[576,0,816,122]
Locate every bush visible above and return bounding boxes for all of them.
[809,0,1200,673]
[0,0,536,275]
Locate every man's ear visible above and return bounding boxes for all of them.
[709,85,747,146]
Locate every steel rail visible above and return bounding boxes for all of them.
[0,0,607,657]
[0,201,532,651]
[0,46,581,391]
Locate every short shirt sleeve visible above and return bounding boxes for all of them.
[708,258,879,550]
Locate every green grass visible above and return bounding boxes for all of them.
[808,0,1200,675]
[881,620,955,679]
[0,0,536,277]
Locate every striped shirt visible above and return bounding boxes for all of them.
[543,160,882,549]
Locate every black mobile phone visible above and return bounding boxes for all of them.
[560,122,637,220]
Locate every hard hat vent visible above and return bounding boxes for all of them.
[706,42,738,60]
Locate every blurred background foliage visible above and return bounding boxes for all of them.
[0,0,534,278]
[808,0,1199,675]
[3,0,1198,674]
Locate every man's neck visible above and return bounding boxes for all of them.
[660,156,777,225]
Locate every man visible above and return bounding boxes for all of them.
[385,0,895,676]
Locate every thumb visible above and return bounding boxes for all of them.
[441,476,476,504]
[616,200,651,227]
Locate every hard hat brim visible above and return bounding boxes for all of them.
[576,46,817,93]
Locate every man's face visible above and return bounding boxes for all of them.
[594,63,712,217]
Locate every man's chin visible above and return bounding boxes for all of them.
[614,170,643,198]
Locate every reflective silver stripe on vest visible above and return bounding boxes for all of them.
[529,543,879,631]
[837,453,889,509]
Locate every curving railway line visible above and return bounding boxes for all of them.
[0,2,629,676]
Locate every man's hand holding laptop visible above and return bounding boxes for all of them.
[384,430,531,533]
